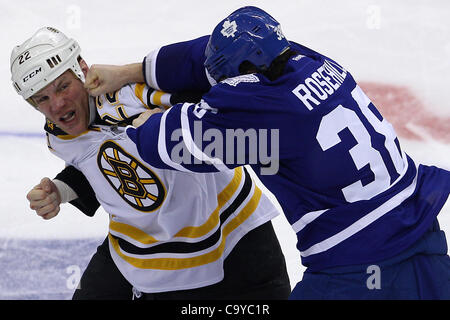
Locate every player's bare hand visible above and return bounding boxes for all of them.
[26,178,62,220]
[132,109,164,128]
[85,64,125,96]
[85,63,144,96]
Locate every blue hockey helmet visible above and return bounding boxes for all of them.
[204,6,291,82]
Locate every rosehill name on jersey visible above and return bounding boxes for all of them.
[292,59,347,110]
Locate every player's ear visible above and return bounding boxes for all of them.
[78,58,89,78]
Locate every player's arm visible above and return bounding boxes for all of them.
[85,63,144,97]
[54,166,100,217]
[127,78,286,176]
[27,166,100,219]
[126,103,227,173]
[86,36,212,96]
[143,35,213,92]
[127,97,281,174]
[95,82,203,127]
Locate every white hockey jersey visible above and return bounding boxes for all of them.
[46,83,280,293]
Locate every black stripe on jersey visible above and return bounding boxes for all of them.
[146,88,159,110]
[117,106,127,119]
[113,167,253,255]
[146,87,153,108]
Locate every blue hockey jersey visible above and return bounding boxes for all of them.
[127,36,450,271]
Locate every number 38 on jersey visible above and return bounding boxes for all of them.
[315,85,405,202]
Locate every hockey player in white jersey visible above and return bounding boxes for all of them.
[11,27,291,299]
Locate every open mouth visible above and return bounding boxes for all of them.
[60,111,75,123]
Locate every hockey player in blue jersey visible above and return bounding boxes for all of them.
[85,6,450,299]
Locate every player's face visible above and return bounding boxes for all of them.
[32,70,90,136]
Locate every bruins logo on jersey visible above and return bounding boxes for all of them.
[97,140,165,212]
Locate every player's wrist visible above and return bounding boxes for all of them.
[121,63,144,85]
[52,179,78,203]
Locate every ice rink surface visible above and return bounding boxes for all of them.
[0,0,449,299]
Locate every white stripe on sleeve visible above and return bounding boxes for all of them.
[157,107,192,172]
[180,103,229,171]
[144,48,161,91]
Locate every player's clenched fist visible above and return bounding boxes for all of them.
[84,63,144,96]
[26,178,62,220]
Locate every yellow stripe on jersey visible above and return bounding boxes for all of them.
[151,91,164,107]
[108,185,262,270]
[134,83,149,108]
[135,82,171,109]
[110,220,159,244]
[109,167,243,244]
[56,127,101,140]
[174,167,243,238]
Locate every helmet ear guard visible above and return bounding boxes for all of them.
[10,27,85,105]
[204,6,290,82]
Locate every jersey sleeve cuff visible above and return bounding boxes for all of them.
[143,48,161,91]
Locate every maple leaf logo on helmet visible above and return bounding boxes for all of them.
[220,20,238,38]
